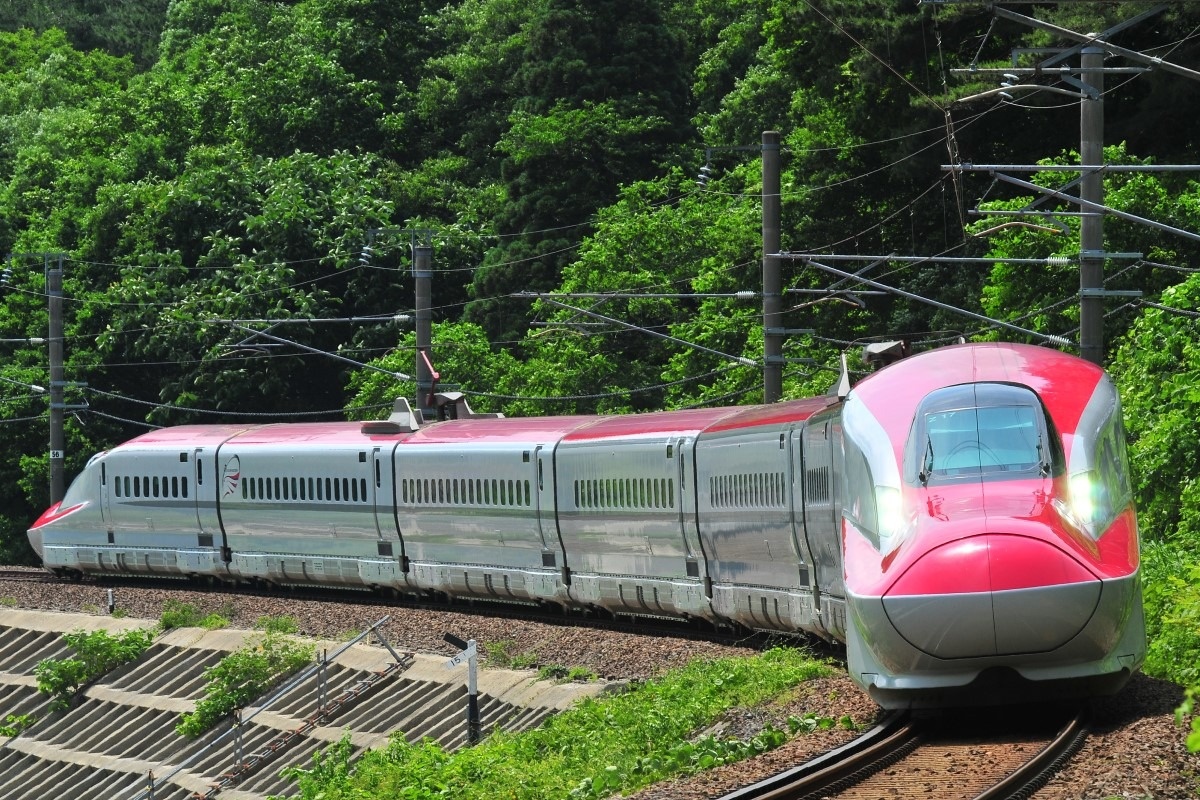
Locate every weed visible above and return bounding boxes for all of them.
[254,615,299,635]
[176,633,314,738]
[483,640,537,669]
[0,713,35,737]
[35,628,154,710]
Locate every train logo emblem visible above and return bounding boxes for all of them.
[221,456,241,498]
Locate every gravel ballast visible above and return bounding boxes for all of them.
[0,572,1195,799]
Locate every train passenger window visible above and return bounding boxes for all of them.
[361,478,367,502]
[345,477,352,502]
[114,475,122,497]
[182,476,188,498]
[334,479,342,502]
[325,477,332,500]
[523,479,531,506]
[142,476,150,497]
[274,477,281,500]
[298,478,305,500]
[307,477,313,500]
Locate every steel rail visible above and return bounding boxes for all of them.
[972,709,1089,800]
[717,712,918,800]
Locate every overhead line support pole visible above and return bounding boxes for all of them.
[47,253,65,504]
[762,131,782,403]
[1079,44,1105,365]
[412,239,434,419]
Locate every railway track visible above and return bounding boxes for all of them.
[3,568,793,650]
[0,568,53,583]
[721,708,1088,800]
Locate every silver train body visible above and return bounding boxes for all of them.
[29,343,1147,708]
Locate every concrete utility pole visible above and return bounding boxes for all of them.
[362,227,435,419]
[761,131,783,403]
[412,240,435,420]
[1078,44,1105,366]
[47,253,65,504]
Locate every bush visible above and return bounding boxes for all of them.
[1141,541,1200,687]
[35,627,154,710]
[176,633,314,738]
[160,599,231,630]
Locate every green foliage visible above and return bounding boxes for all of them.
[159,599,230,630]
[787,712,856,734]
[282,731,358,795]
[254,615,299,635]
[285,647,829,799]
[1143,541,1200,704]
[0,713,36,737]
[536,664,598,683]
[176,633,314,738]
[34,627,154,710]
[1175,687,1200,754]
[482,640,537,670]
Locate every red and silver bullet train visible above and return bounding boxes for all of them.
[28,342,1145,707]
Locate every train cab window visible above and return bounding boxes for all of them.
[904,383,1051,486]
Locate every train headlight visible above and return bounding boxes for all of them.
[1070,471,1096,525]
[1054,470,1106,537]
[875,486,908,553]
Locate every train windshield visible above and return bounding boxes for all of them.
[905,383,1050,485]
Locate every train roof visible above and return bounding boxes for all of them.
[112,394,845,453]
[120,424,258,448]
[851,342,1108,434]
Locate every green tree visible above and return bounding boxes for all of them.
[466,0,694,345]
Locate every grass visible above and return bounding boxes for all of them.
[285,646,834,800]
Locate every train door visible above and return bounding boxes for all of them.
[371,446,401,539]
[800,419,844,602]
[98,461,112,536]
[674,436,707,583]
[787,429,818,592]
[535,446,562,570]
[194,447,225,553]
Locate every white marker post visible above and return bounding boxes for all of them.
[443,633,480,744]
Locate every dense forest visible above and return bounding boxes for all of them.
[4,0,1200,733]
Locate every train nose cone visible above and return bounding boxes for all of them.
[26,526,43,560]
[881,534,1101,659]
